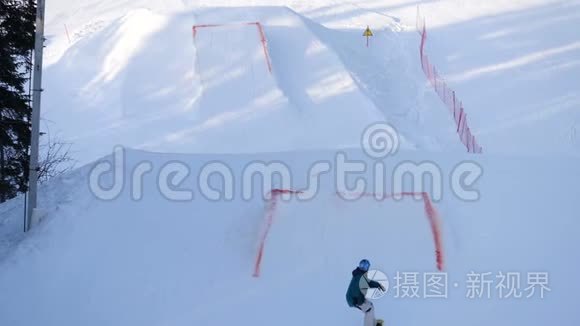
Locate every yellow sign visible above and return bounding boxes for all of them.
[363,26,373,37]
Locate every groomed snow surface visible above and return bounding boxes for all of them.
[1,2,579,326]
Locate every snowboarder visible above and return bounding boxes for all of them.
[345,259,385,326]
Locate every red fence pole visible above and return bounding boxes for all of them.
[457,108,464,133]
[452,92,457,120]
[420,24,427,57]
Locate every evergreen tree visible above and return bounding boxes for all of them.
[0,0,36,202]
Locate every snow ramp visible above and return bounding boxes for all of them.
[187,7,394,153]
[0,149,446,326]
[41,7,414,164]
[1,148,579,326]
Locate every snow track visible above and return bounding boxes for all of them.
[1,3,579,326]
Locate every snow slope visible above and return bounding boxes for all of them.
[41,0,580,157]
[40,5,475,165]
[40,8,385,164]
[0,149,579,325]
[1,1,579,326]
[413,0,580,156]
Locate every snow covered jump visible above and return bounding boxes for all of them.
[0,2,578,326]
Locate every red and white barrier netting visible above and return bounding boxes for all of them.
[192,21,272,74]
[416,13,483,154]
[253,189,445,277]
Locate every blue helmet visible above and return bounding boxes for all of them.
[358,259,370,271]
